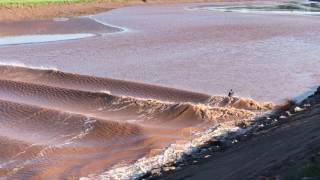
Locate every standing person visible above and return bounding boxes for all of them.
[228,89,234,98]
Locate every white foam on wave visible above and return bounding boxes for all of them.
[60,117,97,146]
[0,62,58,71]
[100,90,112,95]
[80,121,254,180]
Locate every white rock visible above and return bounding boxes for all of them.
[294,106,304,112]
[285,111,292,116]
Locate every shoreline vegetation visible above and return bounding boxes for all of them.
[0,0,256,22]
[0,0,137,22]
[0,0,145,22]
[0,0,88,5]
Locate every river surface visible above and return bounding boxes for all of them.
[0,1,320,179]
[0,1,320,103]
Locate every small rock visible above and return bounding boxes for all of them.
[163,167,170,171]
[315,87,320,95]
[303,103,311,107]
[280,115,287,119]
[151,168,161,176]
[207,140,223,147]
[163,166,175,172]
[200,149,208,153]
[294,106,304,112]
[285,111,292,116]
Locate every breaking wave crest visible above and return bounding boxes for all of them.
[0,64,273,179]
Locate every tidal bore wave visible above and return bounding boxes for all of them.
[0,64,273,179]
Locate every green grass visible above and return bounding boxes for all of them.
[0,0,135,6]
[0,0,92,6]
[285,153,320,180]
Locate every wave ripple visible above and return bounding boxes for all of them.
[0,64,272,179]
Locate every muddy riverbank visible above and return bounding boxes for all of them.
[156,87,320,179]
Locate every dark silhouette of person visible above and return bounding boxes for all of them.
[228,89,234,98]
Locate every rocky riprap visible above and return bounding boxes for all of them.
[146,86,320,180]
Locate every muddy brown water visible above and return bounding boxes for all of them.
[0,1,319,103]
[0,0,320,179]
[0,65,265,179]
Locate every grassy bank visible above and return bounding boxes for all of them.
[0,0,87,6]
[0,0,139,22]
[285,153,320,180]
[0,0,136,6]
[0,0,220,22]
